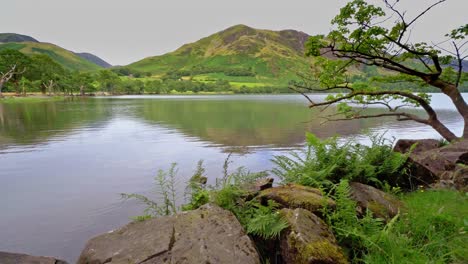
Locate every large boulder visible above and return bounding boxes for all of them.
[394,139,468,189]
[349,182,402,220]
[77,204,260,264]
[258,184,335,216]
[393,139,442,154]
[0,251,68,264]
[279,208,348,264]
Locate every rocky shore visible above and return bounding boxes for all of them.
[2,139,466,264]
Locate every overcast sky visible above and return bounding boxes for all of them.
[1,0,466,65]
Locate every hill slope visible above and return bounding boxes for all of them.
[128,25,314,87]
[75,52,112,68]
[0,33,111,71]
[0,42,102,71]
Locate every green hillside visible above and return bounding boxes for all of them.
[0,41,101,71]
[128,25,314,87]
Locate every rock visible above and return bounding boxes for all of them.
[77,204,260,264]
[242,177,274,193]
[279,208,348,264]
[393,139,442,154]
[258,184,335,216]
[400,140,468,189]
[349,182,402,220]
[434,165,468,191]
[0,251,68,264]
[254,177,274,191]
[453,166,468,192]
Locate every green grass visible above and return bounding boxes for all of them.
[0,96,66,104]
[362,190,467,263]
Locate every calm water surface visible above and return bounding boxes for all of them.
[0,94,465,262]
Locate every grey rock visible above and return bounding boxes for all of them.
[77,204,260,264]
[0,251,68,264]
[393,139,442,154]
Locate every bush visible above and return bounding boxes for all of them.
[272,133,408,191]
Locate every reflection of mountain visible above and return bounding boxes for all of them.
[137,99,402,149]
[0,96,442,152]
[0,99,112,148]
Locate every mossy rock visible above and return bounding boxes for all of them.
[349,182,403,220]
[258,183,335,216]
[279,208,348,264]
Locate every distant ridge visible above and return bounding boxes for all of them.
[75,52,112,68]
[0,33,111,70]
[0,33,39,43]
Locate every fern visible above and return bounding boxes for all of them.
[121,163,180,218]
[272,132,408,191]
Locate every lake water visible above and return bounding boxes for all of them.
[0,94,465,262]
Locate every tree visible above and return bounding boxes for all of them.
[97,70,121,94]
[0,49,30,94]
[29,54,66,94]
[69,71,95,96]
[295,0,467,141]
[0,65,18,97]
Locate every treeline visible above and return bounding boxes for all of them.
[0,49,288,95]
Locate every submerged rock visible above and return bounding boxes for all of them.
[258,184,335,215]
[77,204,260,264]
[279,208,348,264]
[349,182,402,220]
[0,251,68,264]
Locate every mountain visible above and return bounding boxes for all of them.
[0,42,101,71]
[0,33,111,71]
[75,52,112,68]
[0,33,39,43]
[127,24,313,87]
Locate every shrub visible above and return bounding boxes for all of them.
[272,133,408,191]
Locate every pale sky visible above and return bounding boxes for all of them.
[1,0,466,65]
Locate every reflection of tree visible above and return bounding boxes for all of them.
[137,99,420,150]
[0,98,112,147]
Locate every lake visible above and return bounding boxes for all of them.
[0,94,464,262]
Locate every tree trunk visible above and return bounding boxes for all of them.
[80,85,84,96]
[427,117,458,142]
[428,80,468,139]
[0,80,4,98]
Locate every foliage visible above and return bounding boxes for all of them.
[322,181,467,263]
[272,133,408,191]
[209,157,287,239]
[121,163,178,217]
[124,157,288,239]
[298,0,468,141]
[323,180,384,261]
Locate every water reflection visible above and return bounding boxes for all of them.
[0,94,464,263]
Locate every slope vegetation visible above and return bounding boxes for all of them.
[128,25,314,87]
